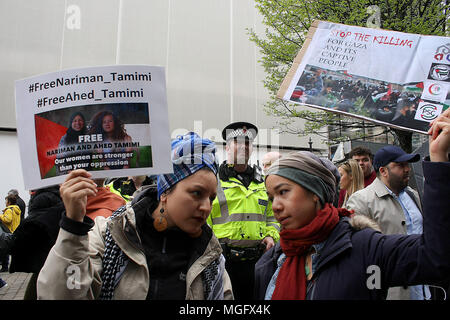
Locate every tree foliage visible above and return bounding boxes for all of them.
[249,0,450,151]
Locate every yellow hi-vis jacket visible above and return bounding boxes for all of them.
[207,177,280,248]
[106,181,132,202]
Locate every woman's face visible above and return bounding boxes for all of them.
[71,115,84,131]
[338,167,352,191]
[161,169,217,237]
[266,175,318,230]
[102,114,115,133]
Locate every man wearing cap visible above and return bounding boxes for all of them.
[346,145,429,300]
[207,122,280,300]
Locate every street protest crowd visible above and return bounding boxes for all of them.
[293,66,426,132]
[0,109,449,301]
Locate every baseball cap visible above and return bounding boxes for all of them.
[373,146,420,171]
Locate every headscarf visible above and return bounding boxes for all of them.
[266,151,353,300]
[64,112,87,144]
[157,132,219,199]
[266,151,339,205]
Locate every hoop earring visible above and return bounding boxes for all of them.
[154,207,168,232]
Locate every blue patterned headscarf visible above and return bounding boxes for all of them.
[157,132,219,199]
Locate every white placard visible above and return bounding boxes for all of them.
[278,20,450,134]
[15,65,172,190]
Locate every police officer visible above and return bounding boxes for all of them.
[207,122,280,300]
[106,175,156,202]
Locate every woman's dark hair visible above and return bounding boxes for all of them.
[64,112,87,144]
[88,110,127,141]
[5,194,17,205]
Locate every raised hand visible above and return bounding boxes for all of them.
[60,169,98,222]
[428,108,450,162]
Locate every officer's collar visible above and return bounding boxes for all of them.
[219,162,263,183]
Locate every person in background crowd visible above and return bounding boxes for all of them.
[345,145,430,300]
[255,109,450,299]
[0,194,21,273]
[7,186,63,300]
[1,195,21,235]
[107,175,155,202]
[0,193,20,289]
[261,151,282,176]
[85,179,126,220]
[337,159,365,208]
[338,146,376,207]
[7,189,26,223]
[37,132,233,300]
[207,122,280,300]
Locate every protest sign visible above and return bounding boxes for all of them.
[278,20,450,134]
[15,65,172,190]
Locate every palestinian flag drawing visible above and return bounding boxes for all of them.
[34,115,68,179]
[371,84,393,102]
[336,70,353,78]
[403,82,424,93]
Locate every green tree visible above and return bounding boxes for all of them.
[249,0,450,152]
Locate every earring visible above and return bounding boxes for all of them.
[153,207,168,232]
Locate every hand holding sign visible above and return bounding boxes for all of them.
[15,65,173,190]
[428,108,450,162]
[60,169,97,222]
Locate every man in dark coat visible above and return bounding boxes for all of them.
[6,186,63,299]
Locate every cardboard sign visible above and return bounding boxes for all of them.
[278,20,450,134]
[15,65,172,190]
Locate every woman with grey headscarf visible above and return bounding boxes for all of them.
[255,143,450,300]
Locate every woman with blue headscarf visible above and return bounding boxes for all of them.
[37,132,233,300]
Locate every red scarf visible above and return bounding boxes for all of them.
[271,204,353,300]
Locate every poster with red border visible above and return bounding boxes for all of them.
[15,65,172,190]
[278,20,450,134]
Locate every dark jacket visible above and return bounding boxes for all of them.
[255,160,450,300]
[133,188,220,299]
[9,187,63,273]
[16,196,26,223]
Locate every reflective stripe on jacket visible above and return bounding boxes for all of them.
[207,177,280,247]
[106,182,132,202]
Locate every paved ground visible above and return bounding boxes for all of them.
[0,271,32,300]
